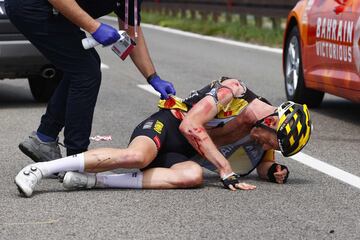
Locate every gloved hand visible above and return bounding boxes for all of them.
[221,172,241,189]
[91,23,120,46]
[221,172,256,191]
[147,73,176,99]
[267,163,289,184]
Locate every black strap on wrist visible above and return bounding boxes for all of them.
[146,72,158,83]
[267,163,289,183]
[221,173,240,189]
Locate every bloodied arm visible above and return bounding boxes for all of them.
[208,98,273,146]
[179,79,244,177]
[208,106,254,147]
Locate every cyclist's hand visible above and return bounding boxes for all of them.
[148,74,176,99]
[221,172,256,191]
[273,164,289,184]
[91,23,120,46]
[268,163,289,184]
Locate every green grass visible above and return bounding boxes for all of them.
[140,11,285,48]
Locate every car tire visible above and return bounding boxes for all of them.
[284,26,324,108]
[28,69,62,103]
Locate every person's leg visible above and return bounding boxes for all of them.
[6,0,102,156]
[14,136,157,197]
[18,40,101,160]
[64,160,204,190]
[35,136,157,177]
[35,33,102,155]
[141,161,203,189]
[84,136,158,172]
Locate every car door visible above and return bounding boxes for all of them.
[303,0,360,99]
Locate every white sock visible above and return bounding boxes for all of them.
[35,153,85,177]
[96,172,143,189]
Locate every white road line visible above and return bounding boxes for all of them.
[101,16,282,54]
[290,152,360,189]
[138,83,360,190]
[101,63,109,69]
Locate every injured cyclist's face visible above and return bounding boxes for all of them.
[250,115,280,151]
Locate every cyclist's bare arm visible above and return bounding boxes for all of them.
[209,98,276,146]
[179,79,244,177]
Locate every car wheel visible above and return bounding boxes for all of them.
[284,26,324,108]
[28,68,62,103]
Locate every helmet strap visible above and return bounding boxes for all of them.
[253,112,278,134]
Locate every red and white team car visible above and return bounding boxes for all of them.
[283,0,360,107]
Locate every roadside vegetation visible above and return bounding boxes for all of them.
[141,11,285,48]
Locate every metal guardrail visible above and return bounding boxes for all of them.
[142,0,299,28]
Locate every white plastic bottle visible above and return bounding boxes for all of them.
[82,30,127,49]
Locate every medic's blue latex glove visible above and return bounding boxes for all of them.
[91,23,120,46]
[147,73,176,99]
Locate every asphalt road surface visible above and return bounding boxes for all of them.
[1,18,359,240]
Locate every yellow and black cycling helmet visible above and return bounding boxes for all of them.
[276,101,312,157]
[254,101,312,157]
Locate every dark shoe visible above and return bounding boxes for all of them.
[19,131,62,162]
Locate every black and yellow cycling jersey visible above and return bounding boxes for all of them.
[152,77,275,175]
[129,108,274,176]
[194,135,275,176]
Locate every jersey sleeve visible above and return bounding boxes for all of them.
[261,149,275,162]
[114,0,142,26]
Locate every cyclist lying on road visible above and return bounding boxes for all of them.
[15,77,312,197]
